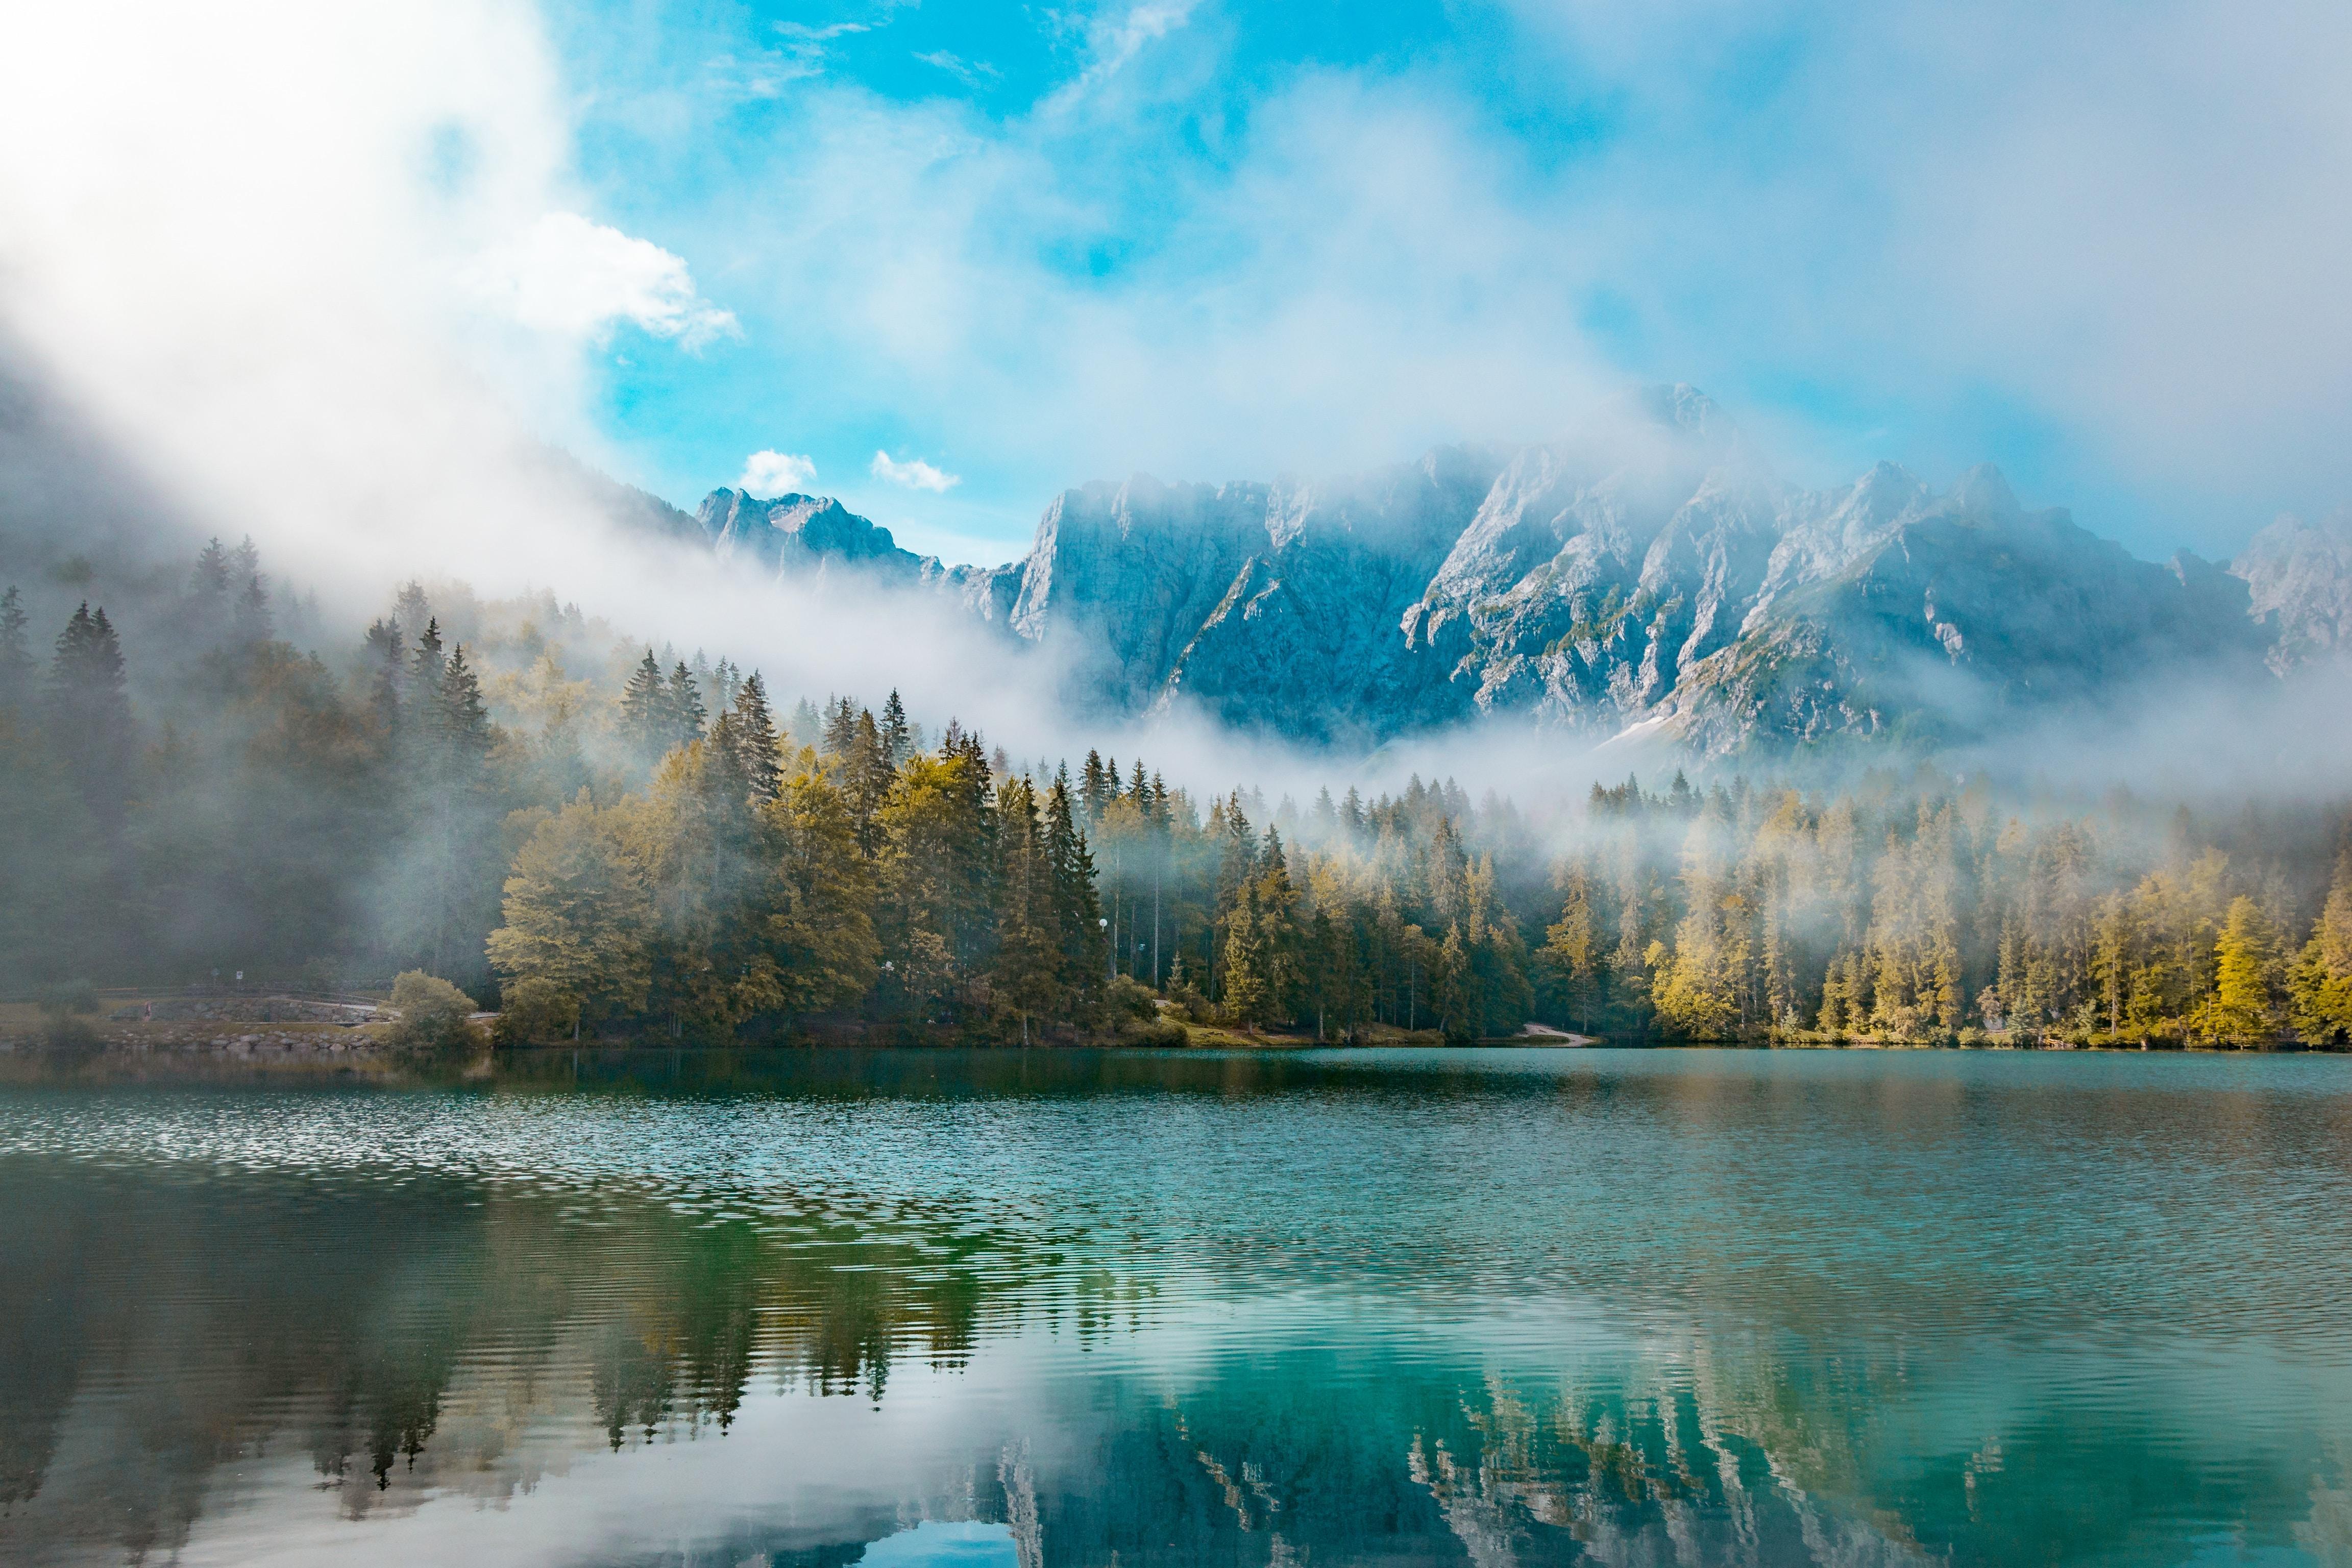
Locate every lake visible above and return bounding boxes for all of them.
[4,1047,2350,1566]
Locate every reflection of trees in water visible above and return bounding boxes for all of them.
[6,1132,2352,1566]
[0,1155,1054,1559]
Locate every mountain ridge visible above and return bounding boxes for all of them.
[678,387,2329,754]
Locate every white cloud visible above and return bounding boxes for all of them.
[468,211,739,348]
[738,449,818,496]
[871,451,960,492]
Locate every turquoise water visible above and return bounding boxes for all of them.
[3,1047,2350,1565]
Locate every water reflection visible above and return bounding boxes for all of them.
[1,1049,2350,1565]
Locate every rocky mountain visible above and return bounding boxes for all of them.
[681,387,2321,755]
[2232,508,2352,674]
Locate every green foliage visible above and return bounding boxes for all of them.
[491,976,581,1047]
[13,542,2352,1058]
[387,970,484,1059]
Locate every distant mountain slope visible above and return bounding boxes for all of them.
[676,387,2322,754]
[2233,508,2352,673]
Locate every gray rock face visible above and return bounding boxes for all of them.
[2232,509,2352,672]
[697,488,927,584]
[999,450,1499,741]
[678,389,2317,754]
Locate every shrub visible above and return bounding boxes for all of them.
[1116,1015,1189,1048]
[491,977,581,1048]
[1106,974,1159,1022]
[36,978,100,1021]
[387,970,485,1059]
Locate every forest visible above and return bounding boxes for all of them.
[3,536,2349,1049]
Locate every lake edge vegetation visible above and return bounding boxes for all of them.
[4,541,2350,1050]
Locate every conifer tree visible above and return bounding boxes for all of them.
[2197,896,2279,1044]
[730,672,781,800]
[666,661,707,747]
[0,585,31,715]
[364,617,404,744]
[822,696,859,758]
[45,603,133,827]
[1081,749,1109,824]
[1043,773,1105,1012]
[1222,886,1269,1030]
[765,759,880,1015]
[618,650,669,766]
[991,776,1061,1043]
[2289,851,2352,1045]
[393,581,432,642]
[879,689,912,768]
[230,537,273,644]
[409,618,447,719]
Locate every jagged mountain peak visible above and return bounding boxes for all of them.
[696,487,921,580]
[657,394,2324,754]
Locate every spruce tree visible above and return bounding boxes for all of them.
[844,708,894,856]
[822,695,859,758]
[45,603,133,827]
[191,538,231,640]
[2199,896,2278,1044]
[788,697,822,749]
[879,689,912,767]
[618,650,668,766]
[1222,886,1268,1030]
[409,618,447,721]
[2289,851,2352,1045]
[393,581,432,642]
[364,617,404,746]
[666,661,706,747]
[1081,749,1109,824]
[991,776,1060,1042]
[730,671,781,800]
[0,585,30,715]
[1044,773,1105,1008]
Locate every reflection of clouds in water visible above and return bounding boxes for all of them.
[861,1521,1020,1568]
[5,1053,2352,1565]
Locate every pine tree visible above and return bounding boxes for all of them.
[730,672,781,800]
[408,640,497,979]
[1541,868,1600,1033]
[843,708,894,857]
[1081,749,1109,824]
[2198,895,2278,1045]
[45,603,133,827]
[2289,851,2352,1046]
[991,777,1061,1043]
[1043,773,1105,1011]
[766,765,882,1015]
[409,618,447,722]
[191,538,232,642]
[879,689,912,768]
[231,537,273,644]
[822,695,859,758]
[1221,885,1269,1030]
[618,650,669,766]
[666,661,706,747]
[0,585,31,714]
[393,581,432,643]
[364,617,404,745]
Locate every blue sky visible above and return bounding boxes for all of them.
[532,0,2352,565]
